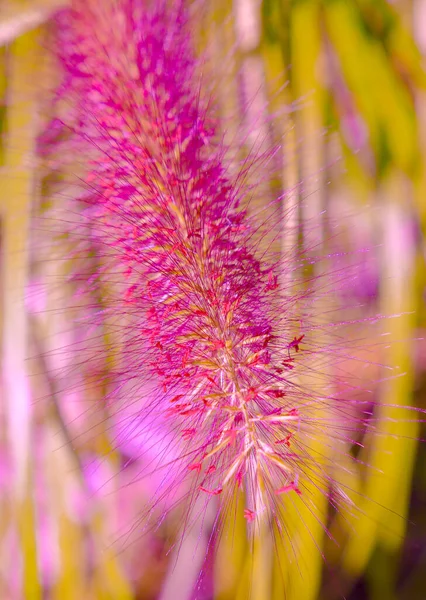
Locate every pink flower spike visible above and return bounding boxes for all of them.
[38,0,423,581]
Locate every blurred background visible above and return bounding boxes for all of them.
[0,0,426,598]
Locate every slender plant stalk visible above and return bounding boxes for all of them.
[1,28,42,600]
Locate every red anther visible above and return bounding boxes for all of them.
[124,284,137,302]
[281,358,295,369]
[180,407,199,416]
[222,300,232,313]
[206,465,216,475]
[146,307,157,320]
[246,354,260,367]
[265,272,278,291]
[225,429,237,447]
[275,434,292,447]
[244,509,256,522]
[181,349,191,367]
[171,241,185,253]
[235,470,244,487]
[211,340,225,350]
[181,428,196,440]
[199,486,223,496]
[289,335,305,353]
[275,481,302,496]
[188,463,202,473]
[187,230,202,239]
[246,387,257,401]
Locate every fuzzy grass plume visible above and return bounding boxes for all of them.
[36,0,422,592]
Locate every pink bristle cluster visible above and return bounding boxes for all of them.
[42,0,375,541]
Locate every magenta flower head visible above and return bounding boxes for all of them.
[40,0,419,584]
